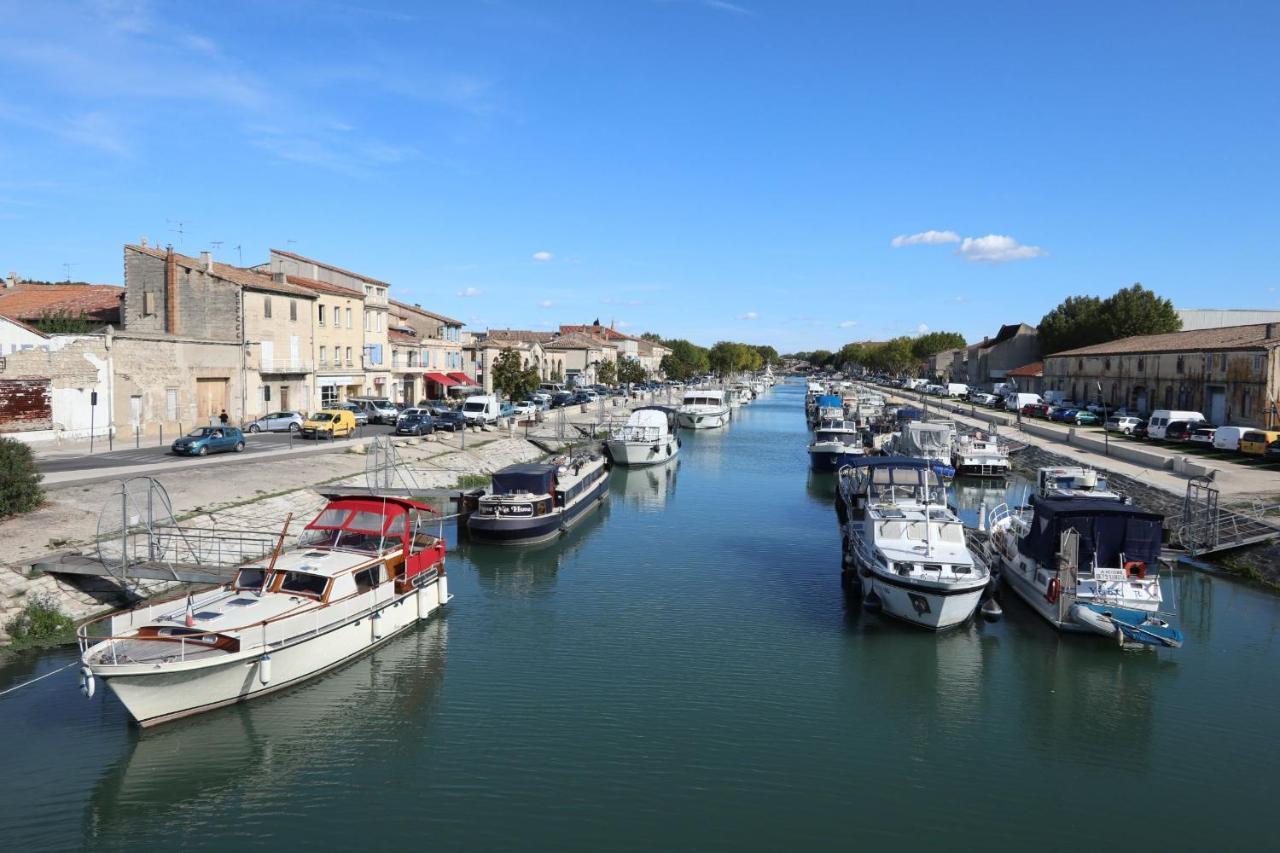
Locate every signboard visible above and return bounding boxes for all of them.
[1094,567,1128,582]
[496,503,534,518]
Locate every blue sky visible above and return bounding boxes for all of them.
[1,0,1276,352]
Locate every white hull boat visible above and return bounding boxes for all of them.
[677,389,730,429]
[606,406,680,467]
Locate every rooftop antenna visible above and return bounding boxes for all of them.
[62,262,77,283]
[167,219,189,246]
[233,244,243,265]
[210,240,224,253]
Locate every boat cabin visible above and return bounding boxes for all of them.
[1017,497,1163,574]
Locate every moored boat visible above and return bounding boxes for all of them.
[808,420,865,472]
[77,495,450,727]
[677,389,730,429]
[467,454,611,544]
[951,431,1011,478]
[606,406,680,467]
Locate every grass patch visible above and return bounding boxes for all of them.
[455,474,491,489]
[4,592,77,650]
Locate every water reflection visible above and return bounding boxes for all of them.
[462,499,611,597]
[679,425,726,471]
[85,618,449,843]
[806,471,837,505]
[611,458,679,511]
[949,475,1019,528]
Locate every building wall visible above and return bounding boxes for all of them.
[0,334,108,439]
[1,316,50,354]
[242,287,315,416]
[124,248,241,341]
[1044,348,1278,425]
[1177,309,1280,330]
[978,327,1040,382]
[311,290,365,406]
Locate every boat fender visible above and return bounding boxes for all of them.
[1045,577,1061,605]
[1124,560,1147,579]
[258,654,272,685]
[372,611,384,640]
[80,666,96,699]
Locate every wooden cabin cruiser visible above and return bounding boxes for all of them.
[606,406,680,467]
[836,457,991,630]
[951,431,1011,478]
[77,496,449,727]
[808,420,865,472]
[467,454,610,544]
[677,389,730,429]
[985,497,1182,648]
[1036,466,1125,501]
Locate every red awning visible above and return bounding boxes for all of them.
[425,372,458,386]
[448,372,479,385]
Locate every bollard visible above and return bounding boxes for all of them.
[159,425,164,446]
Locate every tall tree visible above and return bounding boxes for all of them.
[596,359,617,385]
[1102,283,1181,341]
[490,349,539,400]
[617,358,648,384]
[1038,295,1105,354]
[910,331,966,361]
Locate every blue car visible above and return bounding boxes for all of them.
[1050,408,1078,423]
[172,426,246,456]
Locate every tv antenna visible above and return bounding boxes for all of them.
[167,219,189,246]
[233,244,243,265]
[62,262,78,282]
[210,240,224,253]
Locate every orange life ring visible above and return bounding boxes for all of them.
[1124,560,1146,579]
[1045,577,1061,604]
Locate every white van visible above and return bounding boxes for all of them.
[1042,389,1067,405]
[1212,425,1251,452]
[461,395,501,425]
[1004,392,1043,412]
[1147,410,1205,440]
[945,383,968,398]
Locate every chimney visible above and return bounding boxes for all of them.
[4,271,17,289]
[165,246,179,335]
[200,250,213,272]
[1267,323,1278,340]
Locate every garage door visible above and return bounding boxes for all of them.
[196,378,229,420]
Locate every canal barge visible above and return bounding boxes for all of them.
[836,457,991,630]
[606,406,680,467]
[77,495,450,727]
[467,454,611,544]
[985,496,1183,647]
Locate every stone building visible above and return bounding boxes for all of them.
[391,300,466,400]
[465,335,547,395]
[558,323,670,377]
[286,274,367,407]
[963,323,1041,389]
[1043,323,1280,426]
[543,333,616,385]
[926,347,961,381]
[0,275,123,327]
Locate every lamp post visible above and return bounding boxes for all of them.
[1097,380,1108,456]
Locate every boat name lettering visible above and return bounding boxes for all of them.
[1094,568,1128,582]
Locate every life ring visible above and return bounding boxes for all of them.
[1045,577,1061,605]
[1124,560,1147,579]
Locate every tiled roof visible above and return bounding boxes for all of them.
[1006,361,1044,377]
[545,332,607,351]
[388,328,418,344]
[486,329,555,343]
[390,299,462,327]
[0,283,123,321]
[0,311,50,337]
[1050,323,1280,357]
[979,323,1033,349]
[270,248,390,287]
[128,246,316,298]
[286,274,364,298]
[470,337,536,351]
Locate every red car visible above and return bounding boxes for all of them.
[1021,402,1051,418]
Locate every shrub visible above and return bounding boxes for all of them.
[455,474,491,489]
[5,592,76,648]
[0,437,44,518]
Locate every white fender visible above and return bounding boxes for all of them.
[372,611,384,640]
[258,654,272,685]
[80,666,96,699]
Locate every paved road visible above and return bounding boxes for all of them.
[36,425,398,473]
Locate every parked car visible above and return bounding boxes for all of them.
[434,411,467,432]
[1147,410,1205,441]
[351,398,399,425]
[461,395,501,425]
[1240,429,1280,456]
[245,411,304,433]
[1188,425,1218,447]
[1212,425,1251,452]
[331,402,368,426]
[498,401,516,419]
[513,401,537,417]
[1163,421,1197,442]
[1104,415,1144,435]
[550,391,575,409]
[1050,408,1078,423]
[1071,410,1102,426]
[530,392,552,408]
[1132,420,1149,439]
[1265,439,1280,461]
[301,409,357,439]
[171,426,245,456]
[394,411,434,436]
[1021,402,1050,418]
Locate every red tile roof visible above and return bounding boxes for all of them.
[0,283,123,322]
[388,328,418,343]
[286,274,365,298]
[1051,323,1280,356]
[271,248,390,287]
[128,245,316,298]
[1006,361,1044,377]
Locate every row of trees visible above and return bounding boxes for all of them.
[1038,283,1180,354]
[790,331,966,375]
[658,338,778,380]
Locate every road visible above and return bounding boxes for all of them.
[36,424,398,474]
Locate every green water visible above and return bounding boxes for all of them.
[2,384,1277,851]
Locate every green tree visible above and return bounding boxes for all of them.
[1038,295,1105,355]
[640,332,663,342]
[618,358,648,385]
[596,359,618,385]
[660,339,711,380]
[808,349,833,368]
[910,331,966,361]
[753,344,779,366]
[490,349,538,400]
[34,309,97,334]
[1101,283,1181,342]
[0,437,44,518]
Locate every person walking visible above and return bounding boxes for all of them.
[219,409,229,426]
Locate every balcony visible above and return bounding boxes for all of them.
[259,358,313,375]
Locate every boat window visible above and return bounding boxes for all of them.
[279,571,328,597]
[878,521,905,538]
[334,531,384,553]
[348,510,388,533]
[234,567,271,590]
[354,565,384,593]
[902,521,928,541]
[312,508,349,528]
[299,527,341,547]
[385,514,406,536]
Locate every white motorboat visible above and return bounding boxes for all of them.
[951,431,1011,478]
[677,389,730,429]
[606,406,680,467]
[1035,466,1125,501]
[78,495,450,727]
[985,497,1183,648]
[836,457,991,630]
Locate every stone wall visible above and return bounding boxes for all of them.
[124,247,242,341]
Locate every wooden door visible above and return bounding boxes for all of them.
[196,378,228,420]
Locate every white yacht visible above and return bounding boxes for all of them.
[985,496,1183,648]
[836,457,991,630]
[951,431,1011,478]
[78,495,450,727]
[1035,466,1124,501]
[606,406,680,467]
[677,389,730,429]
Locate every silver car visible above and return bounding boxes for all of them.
[246,411,304,433]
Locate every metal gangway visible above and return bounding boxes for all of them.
[1177,475,1280,557]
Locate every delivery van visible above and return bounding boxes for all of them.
[1004,392,1043,412]
[461,395,501,425]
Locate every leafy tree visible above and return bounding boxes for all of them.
[34,309,97,334]
[618,358,648,385]
[808,349,833,368]
[1038,295,1105,355]
[910,331,966,361]
[1103,283,1181,341]
[660,339,711,380]
[596,359,617,385]
[640,332,663,342]
[0,437,44,518]
[491,349,539,400]
[753,344,779,366]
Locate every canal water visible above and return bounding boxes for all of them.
[3,383,1278,850]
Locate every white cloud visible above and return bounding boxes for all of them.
[891,229,960,248]
[537,299,553,309]
[532,251,553,262]
[916,323,930,335]
[838,320,857,328]
[456,287,482,298]
[739,311,758,320]
[957,234,1045,263]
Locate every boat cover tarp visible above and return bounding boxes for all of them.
[901,422,953,456]
[896,407,922,421]
[627,408,672,430]
[817,395,843,409]
[1018,497,1163,568]
[491,464,556,496]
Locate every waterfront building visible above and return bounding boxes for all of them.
[391,300,467,401]
[1005,361,1045,395]
[285,274,367,408]
[963,323,1041,390]
[1176,308,1280,330]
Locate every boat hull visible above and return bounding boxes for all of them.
[677,409,729,429]
[953,461,1010,478]
[92,576,448,727]
[846,533,986,630]
[467,474,609,544]
[809,448,863,472]
[606,436,680,467]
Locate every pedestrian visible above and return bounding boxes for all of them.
[219,409,229,426]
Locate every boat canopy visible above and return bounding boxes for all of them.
[1018,497,1164,568]
[491,463,557,496]
[817,395,843,409]
[627,408,673,431]
[901,422,953,456]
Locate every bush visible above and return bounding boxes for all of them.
[5,592,76,648]
[0,437,44,518]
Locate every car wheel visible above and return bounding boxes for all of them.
[234,441,245,452]
[198,445,208,456]
[248,424,260,433]
[289,423,299,432]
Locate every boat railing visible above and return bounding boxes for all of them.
[78,564,442,664]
